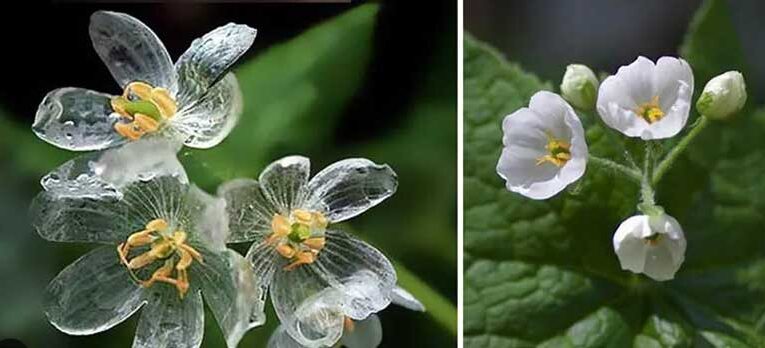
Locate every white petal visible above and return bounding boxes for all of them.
[270,230,396,347]
[193,250,263,348]
[171,73,242,149]
[259,156,311,213]
[612,215,650,274]
[89,11,176,91]
[303,159,397,223]
[33,87,126,151]
[497,91,587,200]
[391,286,425,312]
[175,23,256,106]
[132,287,204,348]
[613,214,686,281]
[217,178,277,243]
[186,185,229,251]
[340,315,383,348]
[44,246,145,335]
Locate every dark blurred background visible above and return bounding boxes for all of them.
[0,1,456,347]
[466,0,765,104]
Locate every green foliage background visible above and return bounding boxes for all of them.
[0,4,456,347]
[465,0,765,347]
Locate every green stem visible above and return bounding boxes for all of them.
[652,116,710,186]
[393,261,457,336]
[588,155,643,183]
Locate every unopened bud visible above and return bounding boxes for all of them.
[696,71,746,120]
[561,64,599,110]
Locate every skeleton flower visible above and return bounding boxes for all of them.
[267,285,425,348]
[613,213,686,281]
[218,156,399,347]
[33,11,255,151]
[496,91,588,200]
[31,139,263,348]
[597,56,694,140]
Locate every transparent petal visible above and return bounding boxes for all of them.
[193,250,263,348]
[245,240,279,313]
[217,178,277,243]
[391,286,425,312]
[33,87,125,151]
[44,246,145,335]
[133,287,204,348]
[185,186,229,251]
[171,73,242,149]
[259,156,311,214]
[271,230,396,347]
[340,315,383,348]
[31,175,188,243]
[89,11,177,91]
[267,324,307,348]
[175,23,256,106]
[303,159,397,223]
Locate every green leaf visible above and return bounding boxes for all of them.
[464,3,765,343]
[182,4,379,189]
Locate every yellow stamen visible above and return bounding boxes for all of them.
[268,210,329,271]
[644,234,662,246]
[111,81,178,141]
[536,133,572,167]
[118,219,202,298]
[635,96,665,124]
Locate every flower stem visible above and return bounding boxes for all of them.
[394,261,458,336]
[588,155,643,183]
[652,116,710,186]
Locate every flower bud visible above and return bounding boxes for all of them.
[696,71,746,120]
[560,64,599,110]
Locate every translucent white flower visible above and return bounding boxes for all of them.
[612,213,686,281]
[33,11,255,151]
[597,56,694,140]
[496,91,588,200]
[697,71,747,120]
[266,285,425,348]
[31,140,263,348]
[218,156,399,347]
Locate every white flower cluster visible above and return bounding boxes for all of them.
[497,56,746,281]
[31,11,423,348]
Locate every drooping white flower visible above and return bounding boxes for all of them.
[612,213,686,281]
[33,11,255,151]
[31,139,263,348]
[561,64,599,110]
[597,56,694,140]
[697,71,747,120]
[218,156,399,347]
[266,285,425,348]
[496,91,588,200]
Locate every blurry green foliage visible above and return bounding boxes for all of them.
[0,4,456,348]
[464,0,765,347]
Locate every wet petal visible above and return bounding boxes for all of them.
[303,159,397,223]
[185,186,229,251]
[260,156,311,214]
[270,230,396,347]
[43,246,144,335]
[133,287,204,348]
[340,315,383,348]
[217,178,277,243]
[267,324,310,348]
[391,286,425,312]
[89,11,176,91]
[33,87,126,151]
[171,73,242,149]
[175,23,256,105]
[245,240,279,309]
[193,250,264,348]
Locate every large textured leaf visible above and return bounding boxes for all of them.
[464,0,765,344]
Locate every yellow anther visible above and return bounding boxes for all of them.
[151,88,177,118]
[269,210,329,271]
[111,81,178,141]
[292,210,313,224]
[124,81,153,100]
[271,214,291,237]
[284,251,317,271]
[536,133,572,167]
[276,244,297,258]
[118,218,202,299]
[635,96,665,124]
[644,234,662,246]
[303,237,326,251]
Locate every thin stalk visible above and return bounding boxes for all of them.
[652,116,710,186]
[589,155,643,183]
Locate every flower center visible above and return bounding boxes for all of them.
[643,233,662,246]
[536,133,572,167]
[111,82,178,141]
[117,218,203,298]
[635,96,664,124]
[268,209,328,271]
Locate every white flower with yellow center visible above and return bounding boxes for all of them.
[266,284,425,348]
[496,91,588,200]
[218,156,399,347]
[31,139,263,348]
[613,213,686,281]
[33,11,255,151]
[597,56,694,140]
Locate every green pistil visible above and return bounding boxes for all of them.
[288,223,311,243]
[113,96,162,121]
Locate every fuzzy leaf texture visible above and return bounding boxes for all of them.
[464,0,765,347]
